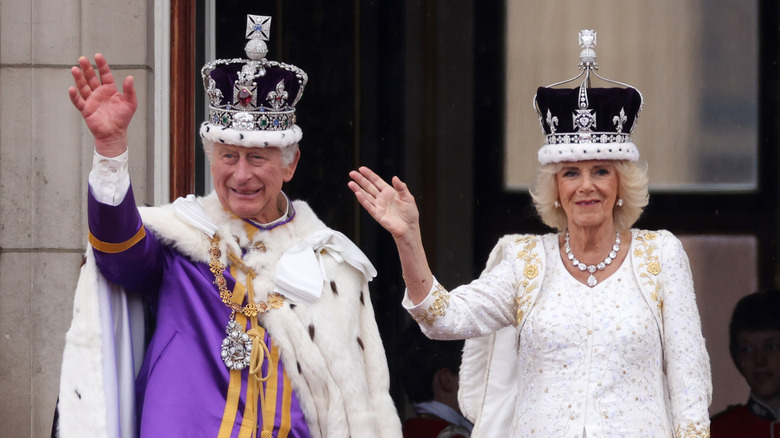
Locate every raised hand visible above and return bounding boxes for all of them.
[69,54,137,157]
[348,166,420,240]
[349,166,433,301]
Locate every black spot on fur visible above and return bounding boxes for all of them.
[330,281,338,295]
[359,291,365,305]
[206,126,210,132]
[297,361,302,374]
[290,303,296,310]
[308,324,315,340]
[75,390,81,399]
[219,138,225,143]
[264,141,268,146]
[239,134,244,140]
[357,337,364,350]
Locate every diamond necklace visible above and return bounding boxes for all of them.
[564,230,621,287]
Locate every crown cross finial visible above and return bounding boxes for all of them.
[245,15,271,63]
[578,29,598,70]
[246,15,272,41]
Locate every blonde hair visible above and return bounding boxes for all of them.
[530,160,649,231]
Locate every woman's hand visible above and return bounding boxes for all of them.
[348,166,420,241]
[349,166,433,303]
[69,54,137,158]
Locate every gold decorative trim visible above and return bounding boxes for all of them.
[88,226,146,254]
[413,283,450,325]
[633,231,663,313]
[675,422,710,438]
[515,236,542,324]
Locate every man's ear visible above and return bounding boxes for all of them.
[435,368,458,393]
[283,149,301,182]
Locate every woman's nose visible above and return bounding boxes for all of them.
[579,174,594,191]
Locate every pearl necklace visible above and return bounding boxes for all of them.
[564,230,621,287]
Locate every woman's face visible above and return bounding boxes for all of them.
[556,160,619,230]
[735,329,780,403]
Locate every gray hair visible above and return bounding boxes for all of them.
[529,160,649,231]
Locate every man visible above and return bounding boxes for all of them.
[56,15,402,438]
[400,326,472,438]
[711,290,780,437]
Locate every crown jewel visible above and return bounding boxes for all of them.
[201,15,308,136]
[534,30,644,165]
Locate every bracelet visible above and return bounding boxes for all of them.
[402,273,427,285]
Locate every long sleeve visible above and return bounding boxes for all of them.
[659,232,712,437]
[87,155,164,291]
[403,235,529,341]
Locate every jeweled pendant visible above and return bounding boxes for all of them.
[587,274,598,287]
[221,318,252,370]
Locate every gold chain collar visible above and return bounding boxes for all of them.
[208,236,285,317]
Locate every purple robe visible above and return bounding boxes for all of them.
[88,185,310,438]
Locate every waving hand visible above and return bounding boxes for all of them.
[348,167,420,240]
[69,54,137,157]
[349,166,433,303]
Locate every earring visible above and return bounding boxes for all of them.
[617,198,624,207]
[554,200,561,208]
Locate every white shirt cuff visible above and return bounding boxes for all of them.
[88,149,130,206]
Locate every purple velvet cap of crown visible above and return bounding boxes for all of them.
[536,86,642,164]
[208,62,303,110]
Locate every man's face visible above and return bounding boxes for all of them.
[735,329,780,402]
[211,143,298,222]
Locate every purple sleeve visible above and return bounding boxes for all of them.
[88,184,165,291]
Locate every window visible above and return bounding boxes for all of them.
[504,1,758,191]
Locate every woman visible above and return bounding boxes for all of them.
[348,39,711,438]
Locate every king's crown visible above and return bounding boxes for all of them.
[201,15,308,133]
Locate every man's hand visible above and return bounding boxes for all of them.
[69,54,137,157]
